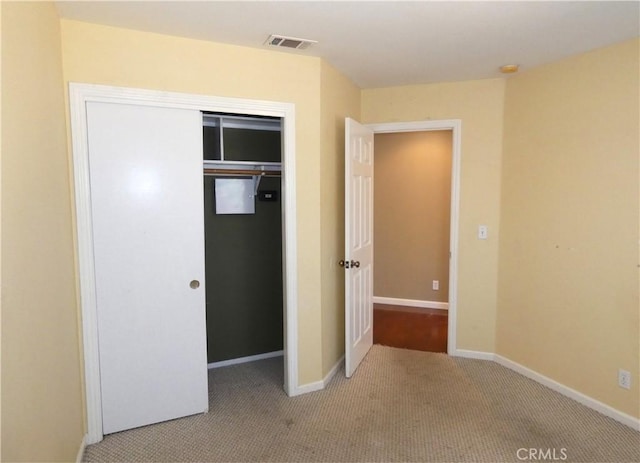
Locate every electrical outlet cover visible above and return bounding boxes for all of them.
[618,369,631,390]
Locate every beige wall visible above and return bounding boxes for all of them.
[362,79,505,352]
[374,131,452,303]
[1,3,84,461]
[319,61,361,375]
[59,19,326,385]
[497,38,640,418]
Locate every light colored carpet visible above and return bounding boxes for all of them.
[84,345,640,462]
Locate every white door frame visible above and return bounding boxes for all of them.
[367,119,461,354]
[69,83,298,444]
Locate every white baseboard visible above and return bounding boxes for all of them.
[494,355,640,431]
[76,434,87,463]
[452,349,639,431]
[452,349,495,361]
[294,379,324,395]
[294,355,345,396]
[207,350,283,369]
[373,296,448,310]
[323,354,345,386]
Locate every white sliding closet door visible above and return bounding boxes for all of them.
[87,102,208,434]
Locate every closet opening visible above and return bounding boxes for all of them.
[71,84,298,442]
[202,112,285,384]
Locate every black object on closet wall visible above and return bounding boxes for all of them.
[203,124,283,364]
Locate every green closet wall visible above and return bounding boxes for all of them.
[203,123,283,363]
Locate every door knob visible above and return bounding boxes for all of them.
[339,260,360,269]
[189,280,200,289]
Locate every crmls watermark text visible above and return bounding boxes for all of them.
[517,448,568,461]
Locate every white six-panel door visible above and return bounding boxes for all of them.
[344,118,374,378]
[86,102,208,434]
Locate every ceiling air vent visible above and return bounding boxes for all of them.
[265,34,317,50]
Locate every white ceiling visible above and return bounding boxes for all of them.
[54,1,640,88]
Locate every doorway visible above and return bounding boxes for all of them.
[69,83,299,444]
[368,120,461,355]
[372,130,452,353]
[344,118,461,378]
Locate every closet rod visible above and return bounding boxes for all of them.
[203,168,281,177]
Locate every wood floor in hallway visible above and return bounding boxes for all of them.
[373,303,448,353]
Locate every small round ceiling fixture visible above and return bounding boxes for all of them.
[500,64,520,74]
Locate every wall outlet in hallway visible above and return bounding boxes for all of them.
[432,280,439,291]
[618,369,631,389]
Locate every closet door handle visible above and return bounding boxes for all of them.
[189,280,200,289]
[351,260,360,268]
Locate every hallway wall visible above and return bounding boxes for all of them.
[374,130,452,303]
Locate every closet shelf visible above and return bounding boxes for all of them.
[203,168,281,177]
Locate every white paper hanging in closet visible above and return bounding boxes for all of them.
[215,178,255,214]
